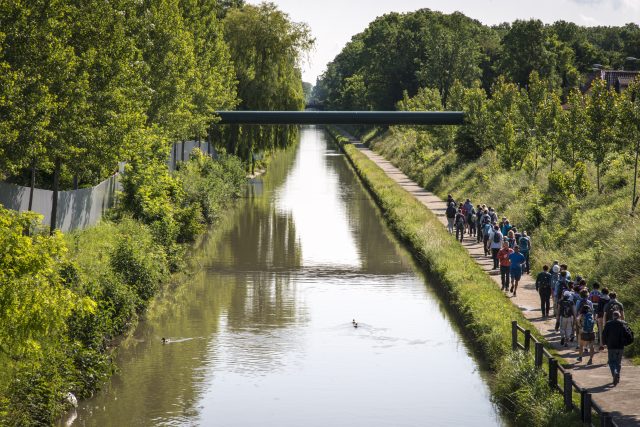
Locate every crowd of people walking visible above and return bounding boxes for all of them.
[445,196,634,386]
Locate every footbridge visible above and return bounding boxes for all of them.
[215,111,464,125]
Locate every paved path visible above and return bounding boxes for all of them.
[346,138,640,426]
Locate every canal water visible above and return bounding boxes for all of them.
[69,127,504,426]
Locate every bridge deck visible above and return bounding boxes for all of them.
[215,111,464,125]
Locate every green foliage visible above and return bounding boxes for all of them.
[494,352,579,427]
[221,3,313,165]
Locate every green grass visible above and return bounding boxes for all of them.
[327,129,579,426]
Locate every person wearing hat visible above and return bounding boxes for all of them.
[558,291,576,346]
[602,311,634,386]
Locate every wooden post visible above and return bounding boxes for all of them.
[563,372,573,409]
[512,321,518,350]
[581,390,592,424]
[600,412,612,427]
[534,342,544,368]
[548,358,558,389]
[524,330,531,352]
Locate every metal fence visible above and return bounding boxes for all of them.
[0,140,215,232]
[511,320,617,427]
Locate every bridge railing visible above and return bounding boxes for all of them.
[511,320,617,427]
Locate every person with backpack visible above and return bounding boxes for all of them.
[604,293,625,323]
[576,289,594,314]
[482,214,492,255]
[467,206,476,237]
[577,304,596,364]
[558,291,576,346]
[554,271,570,331]
[550,263,560,315]
[501,219,512,237]
[536,265,552,317]
[455,208,466,242]
[508,245,526,297]
[488,207,498,223]
[595,287,610,350]
[498,241,513,292]
[518,231,531,274]
[446,202,457,234]
[489,225,503,269]
[602,310,634,386]
[476,205,484,243]
[506,230,516,249]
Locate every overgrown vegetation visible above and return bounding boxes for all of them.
[332,134,578,426]
[0,151,245,425]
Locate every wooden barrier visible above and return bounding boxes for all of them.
[510,320,617,427]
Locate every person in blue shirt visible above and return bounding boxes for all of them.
[508,245,526,297]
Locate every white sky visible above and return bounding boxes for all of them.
[245,0,640,83]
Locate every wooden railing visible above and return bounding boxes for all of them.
[511,320,617,427]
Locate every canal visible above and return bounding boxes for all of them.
[69,127,504,426]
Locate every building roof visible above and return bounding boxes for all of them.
[583,69,640,94]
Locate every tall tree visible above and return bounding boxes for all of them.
[620,77,640,214]
[585,78,620,194]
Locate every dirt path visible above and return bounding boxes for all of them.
[346,137,640,426]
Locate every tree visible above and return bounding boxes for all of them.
[489,77,526,169]
[585,78,619,193]
[558,89,588,167]
[620,77,640,213]
[223,2,314,168]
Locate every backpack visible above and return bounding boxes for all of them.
[538,273,551,291]
[456,213,465,225]
[606,301,623,320]
[493,231,501,243]
[560,299,573,318]
[589,290,601,304]
[582,311,595,333]
[519,237,530,251]
[623,322,635,346]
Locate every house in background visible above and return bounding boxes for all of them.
[582,69,640,94]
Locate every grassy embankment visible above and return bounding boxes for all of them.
[371,127,640,363]
[326,127,578,426]
[0,149,246,426]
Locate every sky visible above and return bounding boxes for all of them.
[245,0,640,83]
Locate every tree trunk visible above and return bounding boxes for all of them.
[633,140,640,214]
[28,158,36,211]
[207,130,211,156]
[181,140,185,162]
[550,141,555,173]
[596,163,601,194]
[73,174,78,190]
[50,158,61,234]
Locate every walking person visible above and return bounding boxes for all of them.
[602,311,634,386]
[508,245,526,296]
[467,205,476,237]
[497,242,513,292]
[446,202,456,235]
[476,205,484,243]
[577,304,596,365]
[482,214,492,255]
[550,263,560,315]
[455,208,466,243]
[535,265,552,317]
[596,287,610,350]
[604,292,625,323]
[506,230,516,249]
[558,291,576,347]
[518,231,531,274]
[489,225,503,269]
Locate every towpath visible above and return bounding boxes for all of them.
[342,133,640,426]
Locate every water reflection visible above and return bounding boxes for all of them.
[70,126,503,427]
